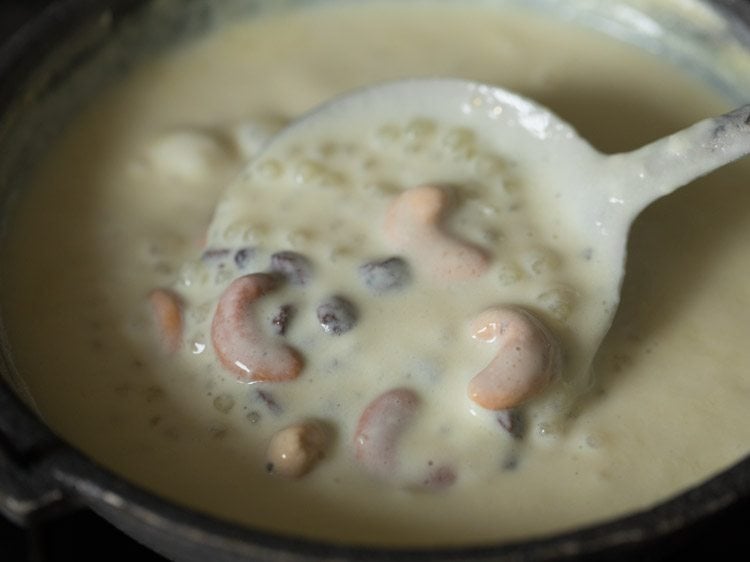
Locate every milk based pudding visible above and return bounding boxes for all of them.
[3,0,750,547]
[190,83,611,485]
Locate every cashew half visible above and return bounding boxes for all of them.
[211,273,303,382]
[468,306,561,410]
[149,288,184,354]
[384,185,489,281]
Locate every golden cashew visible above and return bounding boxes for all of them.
[468,306,561,410]
[384,185,489,281]
[354,387,420,480]
[148,288,184,354]
[354,387,457,490]
[266,420,329,479]
[211,273,303,382]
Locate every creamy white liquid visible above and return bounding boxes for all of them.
[3,0,750,547]
[193,78,627,487]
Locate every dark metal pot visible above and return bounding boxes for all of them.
[2,1,750,560]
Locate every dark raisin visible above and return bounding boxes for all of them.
[317,295,358,335]
[234,246,256,269]
[497,409,525,440]
[201,248,231,263]
[502,452,520,471]
[269,251,313,285]
[271,304,295,335]
[421,464,456,490]
[358,257,411,293]
[256,389,282,415]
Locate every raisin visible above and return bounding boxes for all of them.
[201,248,231,263]
[256,389,282,415]
[497,409,525,440]
[234,246,256,269]
[270,251,313,285]
[421,464,456,490]
[358,257,411,293]
[502,453,520,471]
[271,304,295,335]
[317,295,358,335]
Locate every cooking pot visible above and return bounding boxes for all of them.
[2,0,750,560]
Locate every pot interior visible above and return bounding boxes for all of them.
[1,0,750,559]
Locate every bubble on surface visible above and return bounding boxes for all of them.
[537,285,577,321]
[213,393,235,413]
[374,123,402,145]
[257,158,285,179]
[496,261,524,286]
[522,247,560,276]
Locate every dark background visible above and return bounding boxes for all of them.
[1,1,750,561]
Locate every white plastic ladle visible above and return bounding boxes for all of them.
[217,78,750,396]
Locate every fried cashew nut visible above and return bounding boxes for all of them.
[149,288,184,354]
[353,388,457,490]
[468,306,561,410]
[354,387,420,480]
[266,420,329,479]
[384,184,489,280]
[211,273,303,382]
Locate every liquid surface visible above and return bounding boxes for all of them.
[3,0,750,547]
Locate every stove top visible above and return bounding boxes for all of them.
[1,1,750,561]
[0,509,166,561]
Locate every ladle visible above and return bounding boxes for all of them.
[209,78,750,406]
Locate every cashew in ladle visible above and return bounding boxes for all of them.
[211,273,303,382]
[468,306,561,410]
[384,184,489,280]
[149,288,184,354]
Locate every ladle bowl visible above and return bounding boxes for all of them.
[215,78,750,389]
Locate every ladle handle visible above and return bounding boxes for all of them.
[611,104,750,216]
